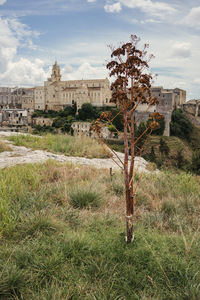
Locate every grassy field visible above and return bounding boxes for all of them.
[109,136,193,158]
[7,134,110,158]
[0,139,12,153]
[0,160,199,299]
[143,136,193,160]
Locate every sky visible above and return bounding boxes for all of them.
[0,0,200,100]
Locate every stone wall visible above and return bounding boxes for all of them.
[32,117,53,126]
[0,109,28,127]
[183,101,200,118]
[134,110,171,136]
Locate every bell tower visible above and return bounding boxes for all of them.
[50,61,61,82]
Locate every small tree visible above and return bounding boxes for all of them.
[93,35,163,243]
[159,138,170,157]
[149,146,156,162]
[176,149,185,169]
[78,103,98,121]
[191,150,200,175]
[170,109,193,141]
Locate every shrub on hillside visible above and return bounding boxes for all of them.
[159,138,170,157]
[170,109,193,141]
[78,103,98,121]
[191,150,200,175]
[69,185,103,209]
[149,146,156,162]
[151,118,165,136]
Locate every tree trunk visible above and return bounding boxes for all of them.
[123,102,134,243]
[126,189,134,243]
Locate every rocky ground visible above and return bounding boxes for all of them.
[0,131,153,173]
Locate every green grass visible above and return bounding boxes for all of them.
[0,161,199,299]
[69,184,104,209]
[108,135,193,161]
[7,133,110,158]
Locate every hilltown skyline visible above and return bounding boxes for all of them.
[0,0,200,100]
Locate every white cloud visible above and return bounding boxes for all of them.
[0,16,46,86]
[87,0,96,2]
[0,0,7,5]
[183,6,200,27]
[130,18,139,24]
[193,78,200,84]
[171,42,192,58]
[104,2,122,13]
[0,58,47,86]
[62,62,107,80]
[119,0,177,18]
[141,19,162,24]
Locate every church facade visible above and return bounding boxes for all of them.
[34,62,112,111]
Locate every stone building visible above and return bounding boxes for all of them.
[0,109,28,128]
[35,87,45,110]
[32,117,53,127]
[0,87,35,110]
[151,86,186,111]
[34,62,112,111]
[183,99,200,118]
[71,122,92,137]
[0,87,12,109]
[21,88,35,110]
[134,86,186,136]
[71,121,114,139]
[0,64,187,136]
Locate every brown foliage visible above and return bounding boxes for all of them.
[94,35,162,243]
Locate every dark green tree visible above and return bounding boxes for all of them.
[151,118,165,136]
[176,149,184,169]
[170,109,193,141]
[191,150,200,175]
[159,138,170,157]
[111,108,124,131]
[135,122,151,155]
[149,146,156,162]
[78,103,98,121]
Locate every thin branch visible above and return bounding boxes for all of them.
[134,126,150,146]
[97,133,124,168]
[135,102,154,124]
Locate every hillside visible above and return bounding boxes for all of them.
[109,135,193,166]
[143,135,193,161]
[0,161,199,299]
[190,124,200,151]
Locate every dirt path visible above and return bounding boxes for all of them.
[0,131,151,172]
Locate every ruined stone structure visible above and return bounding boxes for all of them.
[71,121,114,139]
[21,88,35,110]
[0,87,35,110]
[0,109,28,128]
[182,99,200,128]
[135,86,186,136]
[183,99,200,118]
[34,62,112,111]
[71,122,92,137]
[32,117,53,127]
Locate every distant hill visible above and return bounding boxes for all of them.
[143,136,193,166]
